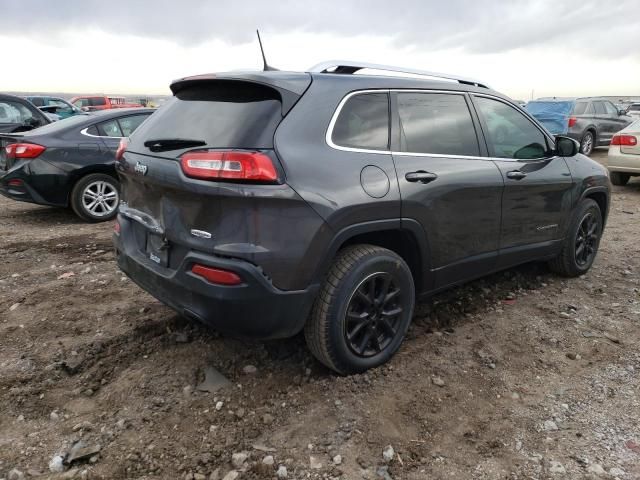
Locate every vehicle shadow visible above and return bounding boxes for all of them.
[186,261,552,377]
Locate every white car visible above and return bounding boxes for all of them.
[607,119,640,185]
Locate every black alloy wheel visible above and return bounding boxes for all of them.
[345,272,404,357]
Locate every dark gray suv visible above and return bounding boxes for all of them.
[526,97,633,155]
[113,61,610,374]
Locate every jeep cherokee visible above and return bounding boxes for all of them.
[113,61,610,374]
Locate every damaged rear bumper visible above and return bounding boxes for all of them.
[113,220,319,340]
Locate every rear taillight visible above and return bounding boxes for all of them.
[180,151,277,182]
[5,143,46,160]
[116,138,129,161]
[191,264,242,285]
[7,179,24,187]
[568,117,577,128]
[611,134,637,146]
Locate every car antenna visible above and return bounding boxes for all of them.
[257,29,278,71]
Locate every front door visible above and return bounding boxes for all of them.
[471,95,573,267]
[391,91,504,290]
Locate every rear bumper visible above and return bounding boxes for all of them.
[0,174,53,206]
[113,219,319,340]
[607,146,640,174]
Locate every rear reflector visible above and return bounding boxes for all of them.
[116,138,129,161]
[611,134,638,146]
[181,151,277,182]
[113,220,121,235]
[191,264,242,285]
[5,143,46,160]
[568,117,577,128]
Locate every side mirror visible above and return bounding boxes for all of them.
[555,135,580,157]
[619,109,627,116]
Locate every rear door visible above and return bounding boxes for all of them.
[471,94,573,267]
[391,90,504,289]
[593,101,611,143]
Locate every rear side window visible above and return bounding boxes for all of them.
[118,114,149,136]
[130,81,283,155]
[573,102,588,115]
[397,93,479,156]
[331,93,389,151]
[97,119,123,137]
[90,97,107,106]
[594,102,606,114]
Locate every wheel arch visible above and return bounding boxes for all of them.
[580,186,609,224]
[66,164,119,205]
[313,219,431,294]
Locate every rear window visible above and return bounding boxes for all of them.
[331,93,389,151]
[130,81,283,154]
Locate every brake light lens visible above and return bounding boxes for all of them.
[5,143,46,160]
[191,264,242,285]
[8,179,24,187]
[116,138,129,161]
[180,151,277,182]
[611,134,637,146]
[568,117,577,128]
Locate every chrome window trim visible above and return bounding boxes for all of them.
[326,89,557,163]
[80,127,122,140]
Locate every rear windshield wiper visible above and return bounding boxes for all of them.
[144,138,206,152]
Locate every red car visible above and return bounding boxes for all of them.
[69,95,141,112]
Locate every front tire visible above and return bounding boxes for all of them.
[548,199,602,277]
[580,131,595,156]
[70,173,120,222]
[304,245,415,375]
[610,172,630,186]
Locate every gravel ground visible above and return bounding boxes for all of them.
[1,148,639,480]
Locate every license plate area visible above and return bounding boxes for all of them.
[145,232,170,267]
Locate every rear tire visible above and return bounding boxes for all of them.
[548,198,602,277]
[610,172,630,186]
[580,130,595,156]
[70,173,120,222]
[304,245,415,375]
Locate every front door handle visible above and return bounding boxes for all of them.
[405,171,438,183]
[506,170,527,180]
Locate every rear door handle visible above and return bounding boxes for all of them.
[405,171,438,183]
[506,170,527,180]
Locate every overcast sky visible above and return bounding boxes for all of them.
[1,0,639,99]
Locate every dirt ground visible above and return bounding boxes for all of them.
[1,148,639,480]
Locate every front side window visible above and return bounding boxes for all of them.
[397,93,479,156]
[604,102,618,116]
[74,98,89,108]
[331,93,389,151]
[90,97,107,106]
[475,96,549,160]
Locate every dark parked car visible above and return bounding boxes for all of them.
[0,93,51,133]
[526,97,633,155]
[26,96,84,119]
[0,108,153,221]
[114,61,610,374]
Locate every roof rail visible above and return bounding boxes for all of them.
[308,60,489,89]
